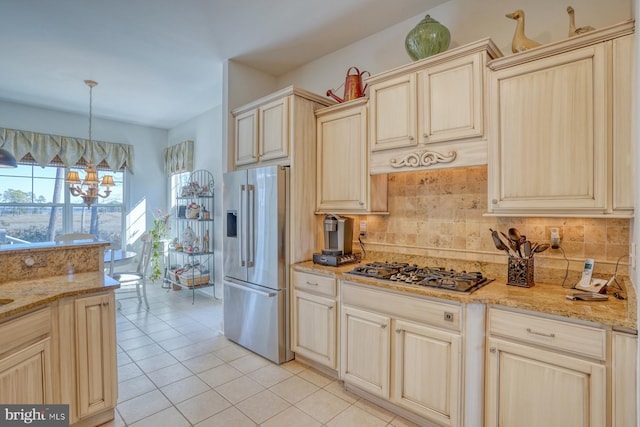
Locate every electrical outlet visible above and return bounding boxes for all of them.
[550,227,560,249]
[359,220,367,237]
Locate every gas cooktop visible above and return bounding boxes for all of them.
[347,262,494,293]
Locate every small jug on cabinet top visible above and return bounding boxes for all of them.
[326,66,370,103]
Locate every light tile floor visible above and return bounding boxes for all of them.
[101,283,420,427]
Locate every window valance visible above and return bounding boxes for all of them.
[164,140,194,175]
[0,127,134,173]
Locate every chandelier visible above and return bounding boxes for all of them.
[65,80,115,208]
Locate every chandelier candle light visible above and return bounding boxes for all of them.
[66,80,115,208]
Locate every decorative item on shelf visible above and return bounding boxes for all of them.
[181,225,196,250]
[489,227,549,288]
[567,6,594,37]
[149,209,170,282]
[326,67,370,103]
[203,230,210,253]
[65,80,116,208]
[505,9,541,53]
[404,14,451,61]
[201,206,210,219]
[186,202,201,219]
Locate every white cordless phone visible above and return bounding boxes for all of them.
[575,258,607,293]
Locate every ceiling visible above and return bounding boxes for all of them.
[0,0,445,129]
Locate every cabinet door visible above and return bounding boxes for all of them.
[235,108,259,166]
[392,319,461,427]
[488,44,607,213]
[612,34,634,212]
[292,290,336,368]
[612,331,637,427]
[75,293,117,418]
[259,96,289,162]
[485,337,606,427]
[369,74,417,151]
[317,103,368,211]
[340,305,390,398]
[418,52,483,143]
[0,338,52,404]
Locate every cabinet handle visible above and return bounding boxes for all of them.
[359,201,365,206]
[526,328,555,338]
[423,133,429,140]
[395,329,402,333]
[305,281,319,286]
[380,324,387,329]
[489,347,497,353]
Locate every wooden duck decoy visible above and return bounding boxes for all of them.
[505,9,542,53]
[567,6,595,37]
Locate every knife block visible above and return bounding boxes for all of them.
[507,256,535,287]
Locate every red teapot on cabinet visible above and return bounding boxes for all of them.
[326,66,370,103]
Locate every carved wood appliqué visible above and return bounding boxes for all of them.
[390,150,457,169]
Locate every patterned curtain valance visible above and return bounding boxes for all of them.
[164,140,194,175]
[0,127,134,173]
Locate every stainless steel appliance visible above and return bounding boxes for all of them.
[223,165,293,364]
[348,262,494,293]
[322,214,353,255]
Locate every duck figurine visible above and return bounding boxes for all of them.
[505,9,542,53]
[567,6,595,37]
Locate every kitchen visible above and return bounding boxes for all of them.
[0,0,638,426]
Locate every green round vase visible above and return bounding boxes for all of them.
[405,15,451,61]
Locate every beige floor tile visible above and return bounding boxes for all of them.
[117,375,157,403]
[280,359,307,374]
[269,375,319,404]
[234,389,291,424]
[116,327,147,341]
[198,363,244,388]
[324,380,360,404]
[325,405,388,427]
[214,343,250,362]
[161,375,211,404]
[228,353,270,374]
[194,406,257,427]
[125,342,168,361]
[355,397,397,423]
[147,328,184,342]
[134,352,179,373]
[129,406,191,427]
[182,351,225,373]
[157,334,197,351]
[98,410,126,427]
[214,375,265,404]
[170,339,223,360]
[118,335,156,351]
[116,389,172,425]
[389,415,424,427]
[247,363,293,388]
[298,367,334,387]
[146,362,193,387]
[176,389,232,425]
[118,362,144,383]
[296,388,351,424]
[117,351,133,366]
[261,406,322,427]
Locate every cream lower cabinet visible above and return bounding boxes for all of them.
[612,331,637,427]
[59,291,117,425]
[316,98,387,213]
[291,270,338,370]
[487,22,634,216]
[486,308,606,427]
[341,282,462,426]
[0,308,53,404]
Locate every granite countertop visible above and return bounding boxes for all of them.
[0,239,109,253]
[0,272,120,321]
[294,260,637,331]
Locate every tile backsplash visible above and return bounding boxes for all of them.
[355,166,631,275]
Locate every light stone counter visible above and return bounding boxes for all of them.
[294,257,637,331]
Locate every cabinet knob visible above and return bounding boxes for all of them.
[380,324,387,329]
[395,329,402,333]
[423,133,429,140]
[492,199,498,205]
[490,347,497,353]
[359,201,365,206]
[409,136,415,141]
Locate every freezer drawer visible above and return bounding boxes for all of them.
[223,279,291,364]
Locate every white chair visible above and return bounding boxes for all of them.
[54,233,96,241]
[112,234,153,310]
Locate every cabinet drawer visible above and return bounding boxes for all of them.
[293,270,336,297]
[0,307,51,357]
[488,308,606,360]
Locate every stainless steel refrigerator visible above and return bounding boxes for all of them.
[222,165,293,364]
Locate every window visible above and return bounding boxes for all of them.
[0,164,126,248]
[170,171,190,214]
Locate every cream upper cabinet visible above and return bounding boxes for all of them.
[487,21,634,217]
[316,98,387,213]
[367,39,502,175]
[291,270,338,370]
[0,308,53,405]
[232,86,331,169]
[486,308,606,427]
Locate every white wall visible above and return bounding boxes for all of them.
[0,99,168,241]
[277,0,632,95]
[168,106,225,286]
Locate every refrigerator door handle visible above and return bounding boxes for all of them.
[239,185,246,267]
[247,184,255,267]
[224,280,277,298]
